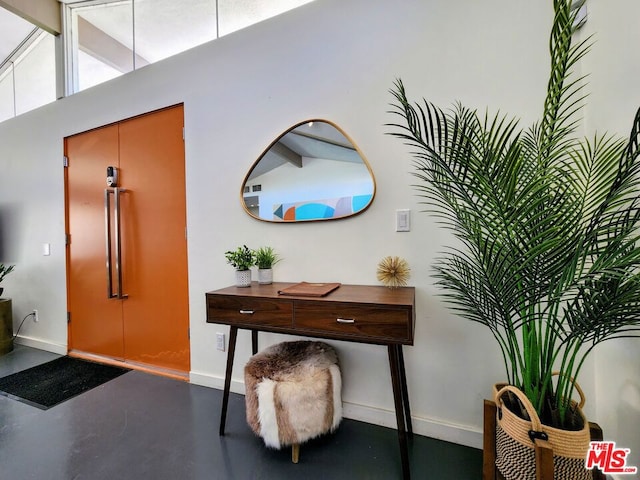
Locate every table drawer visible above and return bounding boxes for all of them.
[294,302,410,343]
[207,295,293,328]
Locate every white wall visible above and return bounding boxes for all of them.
[582,0,640,474]
[0,0,637,455]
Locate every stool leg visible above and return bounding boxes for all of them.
[292,443,300,463]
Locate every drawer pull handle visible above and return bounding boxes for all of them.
[239,310,255,315]
[336,318,355,324]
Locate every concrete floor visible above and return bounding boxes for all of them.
[0,345,482,479]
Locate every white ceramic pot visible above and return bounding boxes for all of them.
[257,268,273,285]
[235,269,252,287]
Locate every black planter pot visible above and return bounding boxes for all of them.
[0,298,13,355]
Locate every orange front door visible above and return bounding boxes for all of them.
[65,105,190,373]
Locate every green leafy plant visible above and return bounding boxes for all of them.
[253,246,281,270]
[388,0,640,429]
[224,245,255,271]
[0,264,15,283]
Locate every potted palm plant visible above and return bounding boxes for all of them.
[388,1,640,478]
[253,246,281,285]
[0,264,14,355]
[0,263,15,298]
[224,245,255,287]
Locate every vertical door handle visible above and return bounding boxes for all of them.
[104,189,116,298]
[114,187,128,299]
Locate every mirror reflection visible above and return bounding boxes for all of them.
[242,120,376,222]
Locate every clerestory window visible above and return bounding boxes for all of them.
[0,0,314,122]
[0,8,56,124]
[64,0,314,94]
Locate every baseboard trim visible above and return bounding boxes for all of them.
[190,370,243,392]
[14,335,67,355]
[341,402,483,449]
[189,370,483,449]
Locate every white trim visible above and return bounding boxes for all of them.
[341,401,483,449]
[61,0,73,96]
[189,370,483,449]
[190,369,246,393]
[14,335,67,355]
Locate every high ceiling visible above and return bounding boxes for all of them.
[0,6,36,67]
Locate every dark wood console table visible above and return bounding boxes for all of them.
[206,282,416,479]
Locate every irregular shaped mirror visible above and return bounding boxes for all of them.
[242,120,376,222]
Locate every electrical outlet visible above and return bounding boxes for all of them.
[33,309,39,322]
[216,333,225,352]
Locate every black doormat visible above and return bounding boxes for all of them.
[0,356,130,409]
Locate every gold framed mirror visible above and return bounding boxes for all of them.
[241,119,376,222]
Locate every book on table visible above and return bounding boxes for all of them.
[277,282,341,297]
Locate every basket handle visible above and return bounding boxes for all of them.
[495,384,543,433]
[552,371,586,409]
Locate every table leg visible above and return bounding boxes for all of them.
[397,345,413,437]
[251,330,258,355]
[388,344,411,480]
[219,325,238,436]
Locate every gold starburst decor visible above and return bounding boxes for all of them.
[376,256,410,288]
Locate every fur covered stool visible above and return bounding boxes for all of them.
[244,340,342,463]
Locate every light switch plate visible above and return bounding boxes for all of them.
[396,209,411,232]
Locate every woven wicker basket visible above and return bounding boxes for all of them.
[493,383,592,480]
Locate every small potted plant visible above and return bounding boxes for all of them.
[0,264,15,298]
[253,246,281,285]
[0,264,14,355]
[224,245,255,287]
